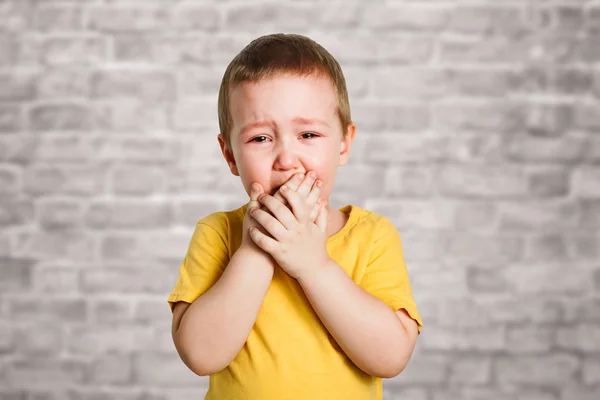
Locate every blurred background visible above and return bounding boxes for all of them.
[0,0,599,399]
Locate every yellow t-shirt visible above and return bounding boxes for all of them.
[168,203,423,400]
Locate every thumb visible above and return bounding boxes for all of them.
[316,201,328,232]
[249,183,262,209]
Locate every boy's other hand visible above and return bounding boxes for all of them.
[272,172,322,222]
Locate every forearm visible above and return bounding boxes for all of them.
[175,245,275,375]
[297,259,413,378]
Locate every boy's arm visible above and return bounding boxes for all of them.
[172,245,275,376]
[297,259,419,379]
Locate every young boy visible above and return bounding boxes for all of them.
[168,33,423,399]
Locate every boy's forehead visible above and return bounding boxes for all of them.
[229,75,338,132]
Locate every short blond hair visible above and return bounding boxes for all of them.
[217,33,352,149]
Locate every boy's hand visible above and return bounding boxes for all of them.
[248,172,330,281]
[242,173,322,251]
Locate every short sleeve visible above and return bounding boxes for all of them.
[167,221,230,312]
[359,217,423,334]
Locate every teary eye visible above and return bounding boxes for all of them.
[301,132,318,139]
[251,136,269,143]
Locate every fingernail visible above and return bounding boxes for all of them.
[297,173,304,180]
[251,183,257,193]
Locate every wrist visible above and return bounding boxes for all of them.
[297,257,335,287]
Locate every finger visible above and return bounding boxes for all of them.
[305,178,323,213]
[273,172,304,206]
[296,171,318,199]
[250,205,288,241]
[279,184,308,223]
[316,201,328,232]
[308,198,323,222]
[258,193,296,230]
[249,183,263,211]
[249,226,278,254]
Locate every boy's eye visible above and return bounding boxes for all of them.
[250,136,269,143]
[301,132,318,139]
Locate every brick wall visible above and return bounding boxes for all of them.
[0,0,599,399]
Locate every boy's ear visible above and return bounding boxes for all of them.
[217,133,240,176]
[339,122,356,167]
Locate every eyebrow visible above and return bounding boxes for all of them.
[239,117,330,136]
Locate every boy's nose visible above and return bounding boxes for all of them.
[273,147,299,171]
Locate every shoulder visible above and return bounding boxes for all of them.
[346,204,398,240]
[192,203,247,244]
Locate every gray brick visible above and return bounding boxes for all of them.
[172,4,220,31]
[173,199,221,226]
[506,325,554,354]
[556,324,600,352]
[92,137,181,165]
[132,353,201,385]
[0,1,32,32]
[525,103,574,138]
[532,35,584,64]
[575,102,600,131]
[572,166,600,198]
[110,165,165,196]
[452,200,496,231]
[553,67,593,95]
[496,354,579,385]
[447,6,525,36]
[0,257,34,292]
[571,234,600,260]
[503,264,594,294]
[91,69,175,104]
[382,387,427,400]
[89,299,132,325]
[351,103,429,132]
[561,388,600,400]
[0,104,22,132]
[431,101,523,134]
[314,3,360,29]
[386,354,449,385]
[88,353,132,385]
[23,165,105,197]
[30,104,93,132]
[439,36,529,63]
[448,356,492,384]
[33,266,79,294]
[362,4,448,32]
[0,134,39,164]
[589,137,600,162]
[172,99,217,131]
[224,4,315,32]
[80,267,176,294]
[391,230,441,263]
[35,5,84,32]
[37,198,84,230]
[580,200,600,228]
[528,167,570,198]
[445,233,523,265]
[385,166,435,198]
[65,389,139,400]
[421,325,505,351]
[7,358,87,386]
[175,65,223,98]
[583,356,600,385]
[9,298,86,323]
[0,72,35,101]
[372,68,449,100]
[365,134,446,164]
[0,35,17,66]
[439,164,529,198]
[367,200,454,230]
[41,37,105,65]
[36,68,89,98]
[526,233,569,261]
[0,165,21,196]
[134,299,170,324]
[67,324,154,355]
[136,389,208,400]
[554,6,585,32]
[86,200,171,229]
[33,135,94,163]
[0,198,34,227]
[94,101,169,133]
[497,200,579,231]
[88,6,170,32]
[467,268,508,293]
[504,135,585,164]
[12,230,97,261]
[14,324,62,355]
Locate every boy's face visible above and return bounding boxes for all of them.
[218,73,356,202]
